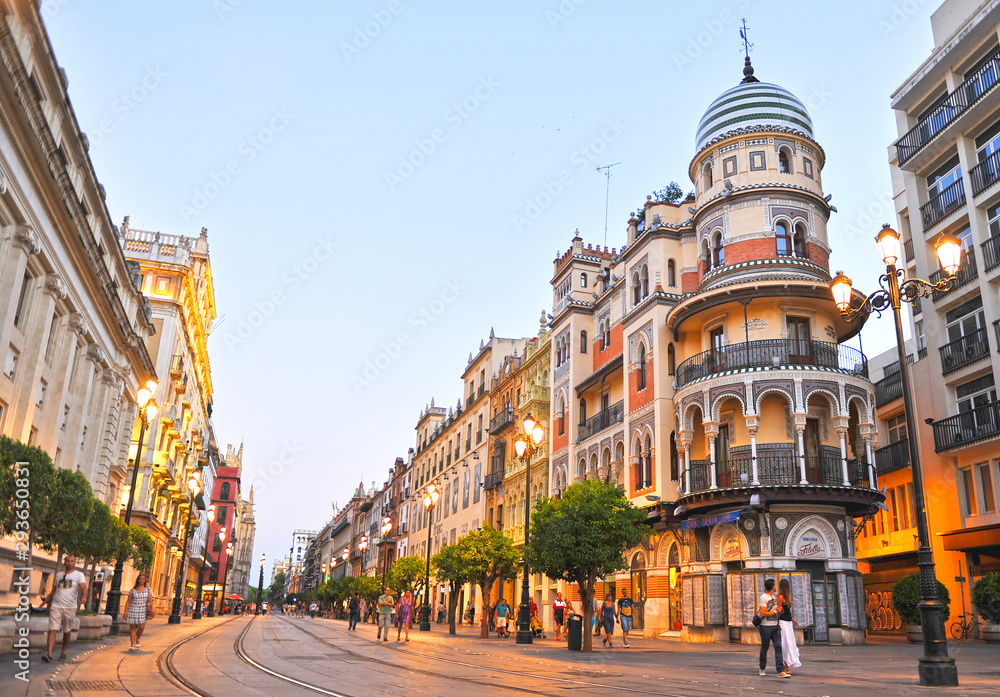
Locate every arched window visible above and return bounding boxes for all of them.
[220,482,230,501]
[637,344,647,391]
[632,272,641,305]
[558,397,566,436]
[794,222,807,257]
[579,398,587,425]
[580,330,588,353]
[670,431,679,481]
[643,434,653,488]
[667,259,676,287]
[580,273,587,288]
[778,148,791,174]
[667,343,676,376]
[604,321,611,349]
[775,221,791,256]
[703,162,713,190]
[712,233,725,267]
[641,265,649,297]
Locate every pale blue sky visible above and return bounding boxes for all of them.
[45,0,940,575]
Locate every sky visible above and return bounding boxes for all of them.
[43,0,942,578]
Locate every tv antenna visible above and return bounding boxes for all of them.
[596,162,620,247]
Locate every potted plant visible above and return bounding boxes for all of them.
[971,572,1000,642]
[892,572,950,643]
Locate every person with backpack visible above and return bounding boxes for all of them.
[617,587,635,648]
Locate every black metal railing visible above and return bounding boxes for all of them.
[939,328,991,374]
[920,178,966,229]
[913,294,922,316]
[904,237,915,262]
[465,438,471,451]
[918,346,928,360]
[875,370,903,407]
[971,148,1000,196]
[685,449,873,492]
[875,438,910,475]
[482,469,504,491]
[930,249,977,301]
[894,49,1000,164]
[476,429,483,444]
[932,400,1000,452]
[776,247,809,260]
[675,339,868,388]
[577,400,625,441]
[983,235,1000,272]
[489,406,514,434]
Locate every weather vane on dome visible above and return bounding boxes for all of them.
[739,18,759,83]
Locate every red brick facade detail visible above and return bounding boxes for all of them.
[681,271,699,293]
[628,358,654,410]
[592,325,623,372]
[552,414,569,451]
[806,242,829,271]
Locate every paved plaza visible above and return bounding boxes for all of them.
[2,615,997,697]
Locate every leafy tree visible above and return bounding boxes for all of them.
[653,181,684,204]
[0,437,58,566]
[388,555,426,599]
[525,479,650,652]
[972,572,1000,625]
[126,525,156,571]
[67,502,120,607]
[351,575,383,608]
[461,526,520,638]
[433,543,473,635]
[267,571,286,604]
[892,572,950,625]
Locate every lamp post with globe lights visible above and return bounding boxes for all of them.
[380,516,393,588]
[219,540,234,614]
[513,415,545,645]
[419,484,439,631]
[830,224,961,687]
[106,380,158,636]
[168,470,202,624]
[193,504,216,619]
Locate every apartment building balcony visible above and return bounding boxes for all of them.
[930,249,978,301]
[875,438,910,475]
[939,328,991,375]
[170,354,184,378]
[904,237,915,263]
[489,406,514,434]
[971,149,1000,197]
[920,178,965,231]
[576,400,624,442]
[982,235,1000,273]
[875,370,903,408]
[675,339,868,389]
[932,400,1000,452]
[894,49,1000,167]
[482,469,504,491]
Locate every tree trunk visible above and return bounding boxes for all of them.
[479,578,494,639]
[578,571,597,653]
[447,585,460,635]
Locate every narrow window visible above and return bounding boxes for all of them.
[580,330,588,353]
[778,149,791,174]
[580,273,587,288]
[703,162,713,190]
[794,223,807,257]
[667,260,676,287]
[668,343,676,376]
[637,344,647,391]
[13,272,31,329]
[579,398,587,425]
[713,235,725,267]
[775,222,791,256]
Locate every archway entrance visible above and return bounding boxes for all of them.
[630,552,647,631]
[667,544,682,631]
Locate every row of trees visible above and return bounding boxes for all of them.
[0,436,156,608]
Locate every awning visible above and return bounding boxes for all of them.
[575,354,623,397]
[939,523,1000,552]
[681,510,740,530]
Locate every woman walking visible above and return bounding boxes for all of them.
[778,579,801,674]
[396,591,413,642]
[600,593,618,648]
[122,573,153,651]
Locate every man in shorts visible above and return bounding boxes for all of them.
[617,588,635,648]
[42,555,87,662]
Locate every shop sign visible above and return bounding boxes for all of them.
[796,534,824,557]
[721,536,742,560]
[681,510,740,530]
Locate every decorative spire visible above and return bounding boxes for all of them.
[739,19,759,83]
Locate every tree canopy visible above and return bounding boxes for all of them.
[433,543,475,634]
[461,526,520,638]
[525,479,650,651]
[387,555,426,597]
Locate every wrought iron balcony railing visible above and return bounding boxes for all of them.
[489,406,514,434]
[920,178,966,230]
[576,400,625,442]
[874,370,903,407]
[875,438,910,475]
[675,339,867,388]
[982,235,1000,272]
[932,400,1000,452]
[685,449,872,493]
[930,249,977,301]
[894,49,1000,164]
[904,237,915,263]
[970,148,1000,196]
[939,328,991,375]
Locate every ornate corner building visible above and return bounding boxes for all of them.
[548,58,884,644]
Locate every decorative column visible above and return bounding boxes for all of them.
[866,436,878,489]
[704,423,719,489]
[794,416,808,484]
[680,431,693,493]
[833,416,851,486]
[745,416,760,485]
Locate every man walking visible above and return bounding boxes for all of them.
[309,601,318,619]
[377,587,394,642]
[758,578,789,678]
[617,588,634,648]
[348,592,361,630]
[42,555,87,663]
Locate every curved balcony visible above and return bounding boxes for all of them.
[675,339,868,388]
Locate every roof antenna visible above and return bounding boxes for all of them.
[739,18,759,83]
[596,162,620,248]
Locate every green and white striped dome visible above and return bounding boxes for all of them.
[696,81,813,152]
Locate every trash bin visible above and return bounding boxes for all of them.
[566,613,583,651]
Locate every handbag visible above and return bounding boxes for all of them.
[752,612,762,627]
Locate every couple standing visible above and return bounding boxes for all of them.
[758,578,801,678]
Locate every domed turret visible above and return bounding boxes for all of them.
[695,63,813,152]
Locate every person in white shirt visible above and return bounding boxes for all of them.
[757,578,789,678]
[42,555,87,662]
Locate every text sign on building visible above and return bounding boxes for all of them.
[741,318,768,331]
[681,510,740,530]
[797,534,825,557]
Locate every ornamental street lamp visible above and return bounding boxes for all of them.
[419,484,439,631]
[513,415,545,645]
[193,504,216,619]
[255,554,265,615]
[380,515,393,588]
[169,470,202,624]
[830,224,960,687]
[106,381,158,636]
[220,540,234,615]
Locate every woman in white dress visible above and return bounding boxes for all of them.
[122,573,153,651]
[778,578,801,674]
